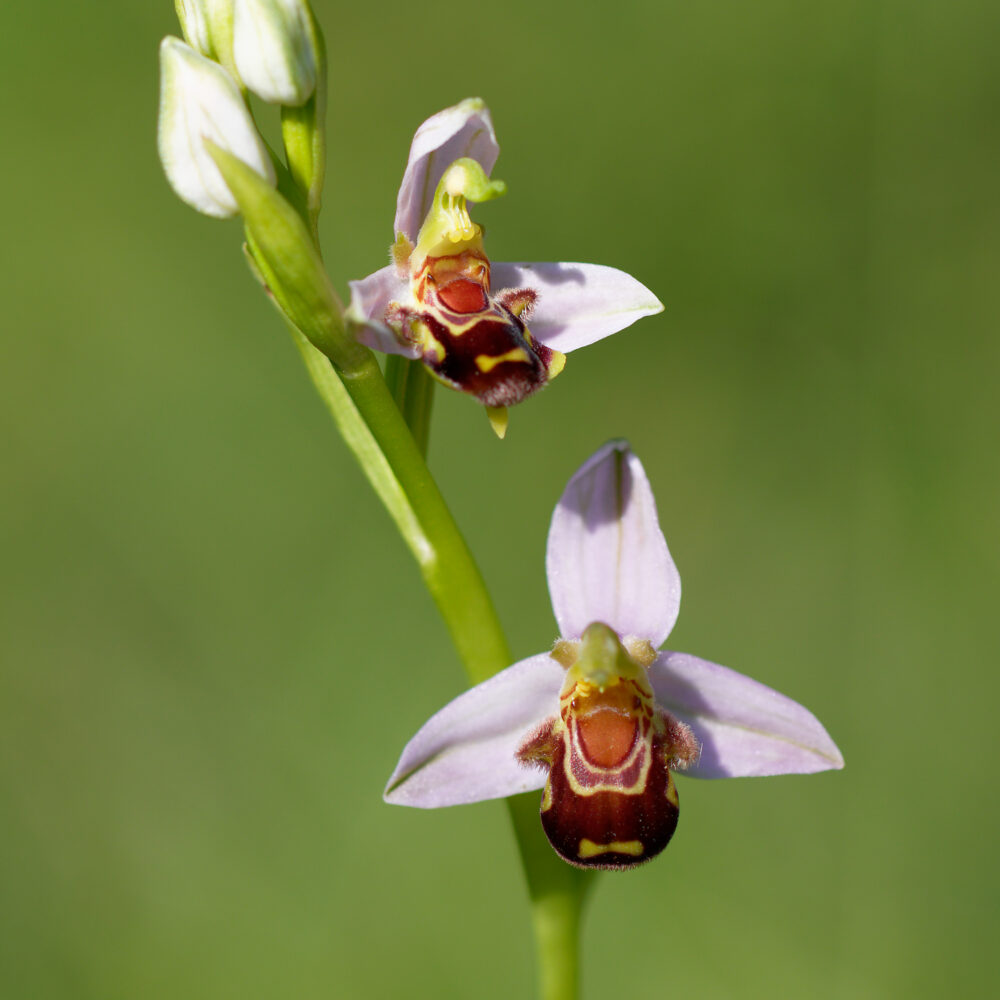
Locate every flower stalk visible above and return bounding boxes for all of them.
[237,175,589,1000]
[160,39,656,985]
[279,2,326,231]
[384,355,436,457]
[286,264,591,1000]
[291,324,590,999]
[509,793,592,1000]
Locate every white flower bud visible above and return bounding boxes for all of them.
[174,0,213,55]
[157,37,275,218]
[233,0,317,106]
[174,2,239,82]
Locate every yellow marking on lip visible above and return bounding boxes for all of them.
[665,772,678,807]
[540,781,553,813]
[475,347,530,373]
[546,348,566,379]
[578,839,644,860]
[562,729,652,797]
[413,321,446,363]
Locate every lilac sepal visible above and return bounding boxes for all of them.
[346,266,418,357]
[348,260,664,360]
[547,441,681,646]
[383,654,562,808]
[394,99,499,243]
[491,262,663,354]
[649,651,845,778]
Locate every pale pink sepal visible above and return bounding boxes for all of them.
[546,441,681,646]
[393,99,499,244]
[649,651,845,778]
[345,265,419,358]
[491,262,663,354]
[383,654,562,808]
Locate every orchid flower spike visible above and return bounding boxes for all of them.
[347,100,664,436]
[385,441,844,870]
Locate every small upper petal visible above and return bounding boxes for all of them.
[547,441,681,645]
[491,262,663,354]
[384,653,562,808]
[346,264,419,357]
[649,651,845,778]
[394,99,499,244]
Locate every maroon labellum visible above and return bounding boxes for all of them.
[517,649,698,870]
[387,250,564,409]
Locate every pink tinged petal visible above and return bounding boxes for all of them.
[490,262,663,354]
[394,98,500,243]
[384,653,563,808]
[649,651,845,778]
[547,441,681,646]
[346,265,419,358]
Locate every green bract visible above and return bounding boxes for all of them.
[207,143,364,370]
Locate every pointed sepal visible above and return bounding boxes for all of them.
[384,654,563,807]
[490,262,663,354]
[547,441,681,646]
[394,99,499,244]
[649,651,845,778]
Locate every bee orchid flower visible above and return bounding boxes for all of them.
[347,100,664,435]
[384,441,844,869]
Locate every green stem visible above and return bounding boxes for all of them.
[384,357,436,457]
[509,795,593,1000]
[290,332,591,997]
[291,331,505,684]
[234,134,587,995]
[280,5,327,236]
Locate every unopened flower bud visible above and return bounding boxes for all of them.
[157,37,275,218]
[174,1,237,76]
[233,0,317,106]
[175,0,213,54]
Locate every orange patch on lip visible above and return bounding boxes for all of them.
[577,711,638,768]
[437,279,489,314]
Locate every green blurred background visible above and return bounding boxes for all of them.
[2,1,997,997]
